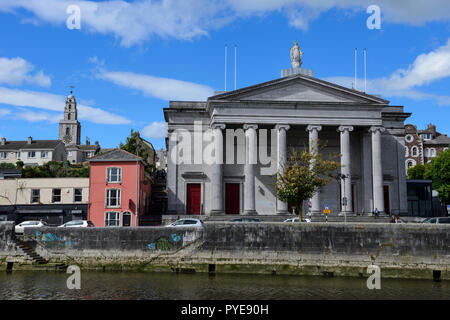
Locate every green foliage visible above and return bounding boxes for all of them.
[425,149,450,204]
[275,143,341,220]
[119,129,155,176]
[0,162,16,169]
[21,161,89,178]
[407,163,430,180]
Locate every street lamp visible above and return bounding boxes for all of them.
[335,173,349,224]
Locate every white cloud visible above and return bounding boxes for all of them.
[0,86,132,124]
[0,57,51,87]
[0,108,11,117]
[2,0,450,46]
[142,121,167,139]
[97,70,215,101]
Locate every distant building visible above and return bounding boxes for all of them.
[59,92,101,163]
[0,136,66,167]
[88,149,152,227]
[404,123,450,174]
[0,177,89,224]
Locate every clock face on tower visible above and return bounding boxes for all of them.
[63,134,72,144]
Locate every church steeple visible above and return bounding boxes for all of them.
[59,90,81,145]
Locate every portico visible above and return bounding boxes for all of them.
[164,44,409,217]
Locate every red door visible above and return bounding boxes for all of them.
[225,183,240,214]
[187,184,201,215]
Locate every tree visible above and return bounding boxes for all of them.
[0,163,16,169]
[275,144,341,220]
[119,129,155,176]
[424,149,450,205]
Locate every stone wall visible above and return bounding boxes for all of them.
[14,222,450,279]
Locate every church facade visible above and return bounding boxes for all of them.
[164,46,410,217]
[58,92,100,164]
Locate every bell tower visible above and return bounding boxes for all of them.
[59,90,81,145]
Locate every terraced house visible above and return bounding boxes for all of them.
[0,136,66,167]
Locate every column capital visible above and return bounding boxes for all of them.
[337,125,354,133]
[211,123,226,130]
[306,125,322,132]
[275,124,290,131]
[243,124,258,130]
[369,126,385,133]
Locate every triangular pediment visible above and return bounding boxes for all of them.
[209,75,388,104]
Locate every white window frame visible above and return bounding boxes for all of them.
[105,188,121,208]
[405,134,414,143]
[430,148,436,157]
[411,146,418,157]
[106,167,122,184]
[41,151,48,158]
[105,211,120,227]
[28,151,36,158]
[67,151,73,157]
[405,159,416,175]
[0,152,7,159]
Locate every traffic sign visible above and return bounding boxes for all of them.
[323,209,331,215]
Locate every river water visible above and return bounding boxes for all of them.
[0,271,448,300]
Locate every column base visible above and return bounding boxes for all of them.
[209,210,225,216]
[338,211,356,216]
[242,210,258,216]
[308,210,322,217]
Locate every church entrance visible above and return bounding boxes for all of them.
[186,184,201,215]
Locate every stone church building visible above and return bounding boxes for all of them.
[164,44,410,217]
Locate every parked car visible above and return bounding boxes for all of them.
[15,220,47,234]
[58,220,95,228]
[284,217,311,223]
[231,218,260,223]
[165,218,203,228]
[421,217,450,224]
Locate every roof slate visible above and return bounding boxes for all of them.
[0,140,62,150]
[89,148,142,162]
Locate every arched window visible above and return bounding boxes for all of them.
[430,148,436,157]
[68,113,71,120]
[406,159,416,175]
[66,128,70,136]
[412,146,418,157]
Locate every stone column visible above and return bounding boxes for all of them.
[370,126,385,213]
[167,129,178,214]
[275,124,290,214]
[210,123,226,215]
[243,124,258,215]
[337,126,354,214]
[306,125,322,215]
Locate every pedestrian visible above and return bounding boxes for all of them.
[373,208,380,218]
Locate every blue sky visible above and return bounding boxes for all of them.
[0,0,449,150]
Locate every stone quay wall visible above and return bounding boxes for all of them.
[1,222,448,279]
[0,222,14,258]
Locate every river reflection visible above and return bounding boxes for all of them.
[0,272,448,300]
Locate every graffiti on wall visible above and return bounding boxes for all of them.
[147,233,182,251]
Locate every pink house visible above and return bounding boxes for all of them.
[88,149,151,227]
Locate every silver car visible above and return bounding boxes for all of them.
[166,218,203,228]
[421,217,450,224]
